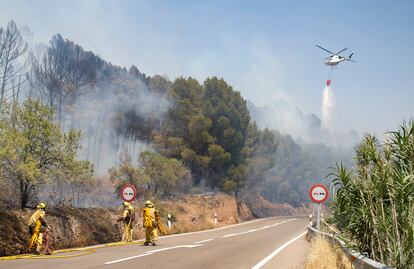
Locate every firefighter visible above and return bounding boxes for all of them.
[28,202,47,255]
[117,201,135,242]
[143,200,165,246]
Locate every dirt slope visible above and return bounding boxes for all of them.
[0,193,244,256]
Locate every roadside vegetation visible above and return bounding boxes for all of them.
[331,120,414,268]
[305,236,352,269]
[109,150,192,198]
[0,100,93,209]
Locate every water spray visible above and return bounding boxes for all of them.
[322,81,335,129]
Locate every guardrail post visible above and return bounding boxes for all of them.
[167,213,172,229]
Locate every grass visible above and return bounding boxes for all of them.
[305,236,352,269]
[169,212,216,234]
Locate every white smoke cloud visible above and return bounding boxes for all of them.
[248,99,359,147]
[248,100,321,142]
[68,71,171,175]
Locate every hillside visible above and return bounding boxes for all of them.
[0,20,354,216]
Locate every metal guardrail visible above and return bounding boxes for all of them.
[307,224,392,269]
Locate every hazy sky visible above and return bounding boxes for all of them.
[1,0,413,135]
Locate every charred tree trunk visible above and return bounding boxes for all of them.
[19,180,30,209]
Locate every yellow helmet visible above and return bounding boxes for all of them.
[37,202,46,209]
[122,201,130,207]
[145,200,153,207]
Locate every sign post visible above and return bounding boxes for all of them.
[309,184,329,230]
[119,184,137,202]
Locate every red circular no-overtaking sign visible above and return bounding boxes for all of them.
[309,184,329,204]
[119,184,137,202]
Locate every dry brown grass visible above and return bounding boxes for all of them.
[305,236,352,269]
[169,213,216,234]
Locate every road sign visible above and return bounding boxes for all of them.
[120,184,137,202]
[309,184,329,231]
[309,184,329,203]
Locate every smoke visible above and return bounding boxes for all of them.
[14,23,172,176]
[248,100,322,142]
[70,71,171,175]
[248,99,359,147]
[322,86,335,129]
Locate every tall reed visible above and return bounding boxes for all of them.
[331,120,414,268]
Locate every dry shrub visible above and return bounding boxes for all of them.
[305,236,352,269]
[169,213,216,234]
[133,227,145,240]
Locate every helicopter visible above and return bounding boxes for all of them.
[316,44,356,67]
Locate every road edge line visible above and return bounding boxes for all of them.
[194,239,213,244]
[250,231,307,269]
[104,253,153,265]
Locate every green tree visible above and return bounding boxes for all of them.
[156,76,253,195]
[156,77,210,183]
[65,160,94,207]
[109,151,191,198]
[0,99,90,209]
[203,77,251,194]
[139,151,191,197]
[109,150,148,197]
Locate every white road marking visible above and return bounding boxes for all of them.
[161,217,268,239]
[104,217,302,265]
[194,239,213,244]
[104,253,153,265]
[48,216,301,256]
[250,231,307,269]
[104,245,201,265]
[222,233,237,238]
[221,219,297,238]
[147,245,201,253]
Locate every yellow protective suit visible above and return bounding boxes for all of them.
[121,205,134,242]
[143,207,158,244]
[28,209,46,254]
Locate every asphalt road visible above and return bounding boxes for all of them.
[1,217,309,269]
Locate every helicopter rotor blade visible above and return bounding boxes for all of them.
[336,48,348,55]
[315,44,335,55]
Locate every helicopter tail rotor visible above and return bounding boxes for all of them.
[346,53,356,62]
